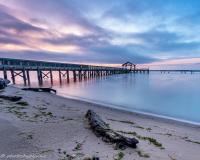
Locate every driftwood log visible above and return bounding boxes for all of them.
[0,95,22,102]
[85,110,139,149]
[22,87,57,94]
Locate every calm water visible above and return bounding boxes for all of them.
[2,71,200,124]
[56,72,200,124]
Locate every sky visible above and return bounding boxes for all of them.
[0,0,200,68]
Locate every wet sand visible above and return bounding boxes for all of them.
[0,86,200,160]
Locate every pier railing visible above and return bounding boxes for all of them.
[0,58,127,71]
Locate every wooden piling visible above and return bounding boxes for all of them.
[11,69,15,84]
[3,68,7,79]
[66,70,70,82]
[59,70,62,84]
[37,69,43,85]
[78,70,82,80]
[22,68,27,85]
[73,70,77,82]
[26,70,30,85]
[83,71,87,79]
[50,69,53,84]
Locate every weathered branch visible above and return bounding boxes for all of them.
[22,88,56,94]
[85,110,139,149]
[0,95,22,102]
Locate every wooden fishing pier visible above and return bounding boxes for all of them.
[0,58,139,85]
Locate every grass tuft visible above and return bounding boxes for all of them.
[114,152,124,160]
[136,150,150,158]
[117,130,163,148]
[108,119,135,125]
[16,101,29,106]
[137,136,163,147]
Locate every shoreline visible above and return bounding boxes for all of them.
[14,84,200,127]
[0,86,200,160]
[56,91,200,127]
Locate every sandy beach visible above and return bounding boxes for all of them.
[0,86,200,160]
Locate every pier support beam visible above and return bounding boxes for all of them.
[50,69,53,84]
[59,70,62,84]
[3,68,7,79]
[58,70,70,83]
[10,70,28,85]
[78,70,82,81]
[10,69,15,84]
[66,70,70,82]
[26,70,30,85]
[83,71,87,79]
[22,68,27,86]
[37,69,43,85]
[73,70,77,82]
[91,71,94,77]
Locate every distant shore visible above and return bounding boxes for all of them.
[0,86,200,160]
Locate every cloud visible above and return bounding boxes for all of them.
[133,30,200,52]
[1,0,106,36]
[0,45,156,64]
[0,0,200,65]
[41,32,156,63]
[88,44,156,63]
[0,7,43,33]
[42,34,109,47]
[0,36,24,45]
